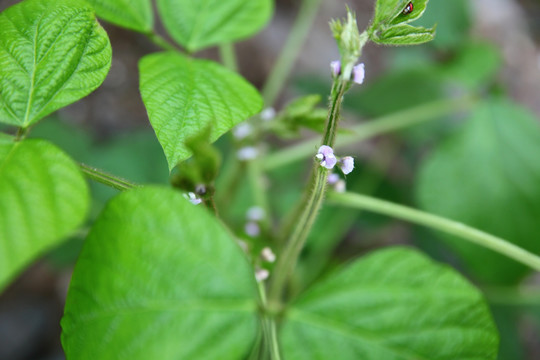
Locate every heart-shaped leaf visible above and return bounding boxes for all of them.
[417,99,540,285]
[61,186,259,359]
[139,52,262,170]
[156,0,273,52]
[0,139,89,291]
[0,0,112,127]
[84,0,153,33]
[281,247,499,359]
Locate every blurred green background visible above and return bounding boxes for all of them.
[2,0,540,359]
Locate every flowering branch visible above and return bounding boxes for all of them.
[268,10,368,305]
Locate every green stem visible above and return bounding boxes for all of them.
[79,163,137,191]
[219,43,238,72]
[145,31,180,52]
[483,286,540,306]
[257,282,282,360]
[268,77,348,304]
[15,126,30,141]
[261,0,323,105]
[327,191,540,272]
[263,95,477,170]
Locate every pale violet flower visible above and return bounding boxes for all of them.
[247,206,265,221]
[353,63,365,84]
[233,123,253,140]
[245,221,260,237]
[330,60,341,77]
[255,268,270,282]
[261,247,276,263]
[184,192,202,205]
[339,156,355,175]
[335,179,346,193]
[260,107,276,121]
[316,145,337,169]
[195,184,207,195]
[237,146,259,161]
[327,173,340,185]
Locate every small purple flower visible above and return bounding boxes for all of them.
[233,123,253,140]
[184,192,202,205]
[237,146,259,161]
[255,268,270,282]
[260,107,276,121]
[245,221,260,237]
[330,60,341,77]
[339,156,355,175]
[327,173,340,185]
[335,179,346,193]
[352,63,365,84]
[247,206,265,221]
[316,145,337,169]
[261,247,276,263]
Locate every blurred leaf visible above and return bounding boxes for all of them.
[347,68,445,117]
[85,0,153,33]
[416,0,471,49]
[139,52,262,170]
[0,0,111,127]
[62,186,258,359]
[441,42,502,90]
[157,0,273,52]
[417,99,540,285]
[281,247,499,359]
[0,139,89,291]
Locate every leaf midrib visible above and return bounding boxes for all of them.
[287,308,430,360]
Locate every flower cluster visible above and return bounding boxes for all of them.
[316,145,355,175]
[330,60,365,85]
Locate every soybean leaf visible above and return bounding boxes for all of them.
[417,99,540,285]
[281,247,499,360]
[156,0,273,52]
[0,139,89,291]
[84,0,153,33]
[139,52,262,170]
[372,0,430,28]
[0,0,111,127]
[374,24,435,46]
[62,186,259,359]
[369,0,435,46]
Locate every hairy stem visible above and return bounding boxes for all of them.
[79,163,137,191]
[263,95,477,170]
[327,191,540,272]
[261,0,323,105]
[268,77,347,304]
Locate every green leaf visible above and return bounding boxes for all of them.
[417,99,540,285]
[374,24,435,46]
[84,0,153,33]
[372,0,430,28]
[139,52,263,170]
[281,247,499,360]
[156,0,273,52]
[61,186,259,359]
[369,0,435,46]
[0,139,89,291]
[0,0,112,127]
